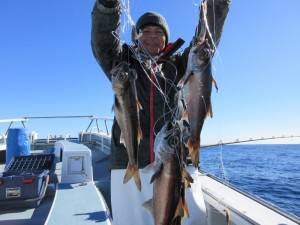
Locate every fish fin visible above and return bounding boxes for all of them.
[137,126,143,145]
[177,79,184,90]
[177,72,193,89]
[142,198,154,216]
[182,197,190,218]
[205,102,213,118]
[212,78,219,93]
[187,138,200,167]
[150,163,163,184]
[133,169,142,191]
[143,161,162,174]
[114,95,120,110]
[181,110,189,122]
[174,198,185,219]
[142,161,156,173]
[182,168,194,188]
[120,133,126,148]
[137,100,143,111]
[123,164,142,191]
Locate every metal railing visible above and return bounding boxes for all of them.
[0,115,113,135]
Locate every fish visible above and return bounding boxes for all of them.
[143,121,193,225]
[177,0,214,167]
[111,62,143,191]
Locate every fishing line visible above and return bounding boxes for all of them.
[192,0,224,77]
[153,107,176,136]
[111,21,176,121]
[120,0,135,33]
[128,44,178,119]
[111,31,125,47]
[212,0,216,42]
[201,96,209,116]
[218,140,229,182]
[158,60,180,122]
[119,0,220,143]
[127,44,170,105]
[118,0,184,118]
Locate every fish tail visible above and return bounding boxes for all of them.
[142,198,154,216]
[174,197,190,219]
[182,167,194,188]
[212,77,219,92]
[123,164,142,191]
[181,110,189,122]
[174,198,184,218]
[187,138,200,167]
[137,100,143,111]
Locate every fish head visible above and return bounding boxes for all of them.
[111,62,131,92]
[190,39,212,70]
[154,122,182,163]
[176,120,191,145]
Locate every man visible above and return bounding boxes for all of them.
[91,0,230,224]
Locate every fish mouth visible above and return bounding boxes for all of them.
[162,120,191,149]
[168,134,180,148]
[164,122,181,148]
[111,62,130,82]
[115,71,128,82]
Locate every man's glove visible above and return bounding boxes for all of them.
[98,0,118,8]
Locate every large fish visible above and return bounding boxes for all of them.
[111,62,143,191]
[177,0,214,167]
[143,121,193,225]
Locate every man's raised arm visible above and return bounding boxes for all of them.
[203,0,231,54]
[91,0,122,80]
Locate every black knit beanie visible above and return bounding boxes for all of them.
[135,12,170,43]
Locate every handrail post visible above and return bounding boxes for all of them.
[96,119,100,133]
[85,119,94,133]
[104,120,109,135]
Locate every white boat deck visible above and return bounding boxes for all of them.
[46,182,112,225]
[0,150,112,225]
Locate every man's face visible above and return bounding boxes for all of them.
[139,25,166,56]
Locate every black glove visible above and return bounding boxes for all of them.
[98,0,118,8]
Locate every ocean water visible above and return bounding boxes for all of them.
[201,144,300,218]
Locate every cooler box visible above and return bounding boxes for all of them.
[6,128,31,166]
[0,153,54,209]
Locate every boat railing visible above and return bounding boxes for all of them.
[0,116,113,152]
[0,118,27,136]
[200,169,300,224]
[79,131,111,155]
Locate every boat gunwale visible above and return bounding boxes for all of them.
[200,169,300,224]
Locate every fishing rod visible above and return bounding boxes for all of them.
[201,135,300,149]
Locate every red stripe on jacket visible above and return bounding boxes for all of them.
[149,66,155,163]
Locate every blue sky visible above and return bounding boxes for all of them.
[0,0,299,144]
